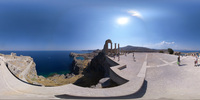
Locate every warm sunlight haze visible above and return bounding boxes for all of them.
[117,17,129,25]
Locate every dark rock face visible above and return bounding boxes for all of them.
[71,57,87,75]
[71,60,80,75]
[73,52,113,87]
[70,50,100,75]
[85,52,113,77]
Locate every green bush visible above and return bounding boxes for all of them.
[168,48,174,54]
[159,50,164,53]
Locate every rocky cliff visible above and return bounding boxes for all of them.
[70,50,100,75]
[3,53,40,85]
[1,52,92,87]
[73,52,116,87]
[1,51,117,87]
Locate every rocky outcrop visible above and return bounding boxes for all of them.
[1,52,95,87]
[1,52,88,87]
[2,53,40,85]
[72,58,85,75]
[1,51,118,87]
[36,73,82,87]
[70,50,100,75]
[73,52,117,87]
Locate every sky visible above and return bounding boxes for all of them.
[0,0,200,50]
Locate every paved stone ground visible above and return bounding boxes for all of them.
[0,53,200,99]
[112,53,146,76]
[110,53,146,80]
[55,53,200,99]
[142,53,200,99]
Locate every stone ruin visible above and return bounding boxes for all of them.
[103,39,120,55]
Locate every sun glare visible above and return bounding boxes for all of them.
[117,17,129,25]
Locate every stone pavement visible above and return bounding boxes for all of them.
[142,53,200,99]
[111,53,147,77]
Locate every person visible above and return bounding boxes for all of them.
[194,59,197,67]
[177,55,180,66]
[118,53,120,61]
[197,56,199,66]
[195,56,198,67]
[113,54,115,60]
[133,52,135,62]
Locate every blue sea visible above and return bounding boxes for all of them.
[175,50,200,53]
[0,51,91,77]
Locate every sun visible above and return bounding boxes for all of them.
[117,17,129,25]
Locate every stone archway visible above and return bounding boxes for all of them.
[103,39,120,55]
[103,39,112,55]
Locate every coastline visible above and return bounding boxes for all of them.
[0,51,96,86]
[174,50,199,57]
[0,50,91,77]
[175,50,200,53]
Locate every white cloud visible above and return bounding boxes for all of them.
[143,41,199,50]
[143,41,176,49]
[127,10,142,19]
[158,41,175,45]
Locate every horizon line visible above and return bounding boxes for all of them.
[0,49,199,51]
[0,49,100,51]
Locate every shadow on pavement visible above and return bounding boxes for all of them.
[55,80,148,99]
[180,64,187,66]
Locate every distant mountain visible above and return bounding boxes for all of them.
[120,45,166,52]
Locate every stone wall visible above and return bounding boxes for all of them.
[105,57,129,85]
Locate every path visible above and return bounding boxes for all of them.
[19,60,33,81]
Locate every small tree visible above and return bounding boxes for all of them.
[159,50,164,53]
[168,48,174,54]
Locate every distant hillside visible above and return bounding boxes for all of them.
[120,45,167,52]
